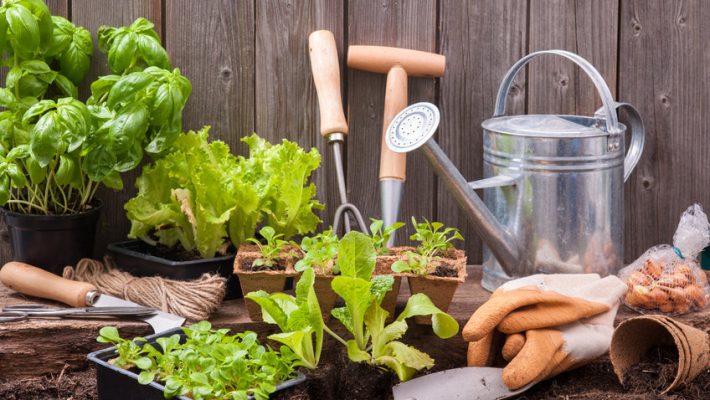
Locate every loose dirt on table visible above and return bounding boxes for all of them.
[0,367,96,400]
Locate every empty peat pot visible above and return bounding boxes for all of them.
[610,315,710,394]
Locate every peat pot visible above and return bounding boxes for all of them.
[1,203,102,275]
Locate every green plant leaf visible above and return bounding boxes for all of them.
[53,74,78,98]
[137,370,156,385]
[107,31,137,73]
[331,276,372,348]
[369,275,394,304]
[397,293,459,339]
[25,157,45,184]
[54,154,77,186]
[20,60,50,74]
[106,72,152,109]
[60,40,92,85]
[137,33,170,69]
[29,112,60,167]
[346,339,370,363]
[337,231,376,280]
[387,340,434,371]
[6,4,40,56]
[244,290,289,331]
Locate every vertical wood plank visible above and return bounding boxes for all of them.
[71,0,162,257]
[165,0,255,152]
[528,0,619,115]
[620,0,710,261]
[254,0,343,230]
[0,1,69,264]
[347,0,437,241]
[437,0,528,262]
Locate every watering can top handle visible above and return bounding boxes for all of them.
[493,50,621,133]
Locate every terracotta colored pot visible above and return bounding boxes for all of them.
[407,248,467,324]
[234,244,298,321]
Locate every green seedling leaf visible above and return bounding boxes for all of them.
[337,231,376,280]
[397,293,459,339]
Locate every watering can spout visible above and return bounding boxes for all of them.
[384,103,521,277]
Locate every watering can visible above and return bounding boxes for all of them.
[385,50,644,291]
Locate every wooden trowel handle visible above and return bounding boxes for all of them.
[0,261,96,308]
[309,30,348,137]
[380,66,408,181]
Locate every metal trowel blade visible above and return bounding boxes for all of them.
[392,367,532,400]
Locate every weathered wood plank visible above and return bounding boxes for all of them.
[620,0,710,262]
[346,0,438,242]
[254,0,343,230]
[436,0,528,263]
[528,0,619,115]
[70,0,162,258]
[0,0,70,264]
[165,0,254,153]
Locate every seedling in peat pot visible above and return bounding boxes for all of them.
[392,218,463,276]
[369,218,406,255]
[247,226,289,269]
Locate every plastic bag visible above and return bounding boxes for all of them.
[619,204,710,315]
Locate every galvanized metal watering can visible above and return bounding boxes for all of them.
[385,50,644,291]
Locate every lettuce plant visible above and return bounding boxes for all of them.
[97,321,298,400]
[247,226,289,269]
[245,267,323,369]
[369,218,405,255]
[294,229,338,274]
[392,218,463,275]
[328,231,460,381]
[125,128,323,258]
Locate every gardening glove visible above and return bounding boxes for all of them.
[463,274,627,341]
[464,273,627,390]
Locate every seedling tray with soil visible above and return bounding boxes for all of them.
[107,240,241,299]
[88,327,306,400]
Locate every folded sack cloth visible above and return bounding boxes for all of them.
[464,274,627,390]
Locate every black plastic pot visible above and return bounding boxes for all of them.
[107,240,242,299]
[88,327,306,400]
[1,204,102,275]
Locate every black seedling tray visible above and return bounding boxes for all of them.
[107,240,242,299]
[88,327,307,400]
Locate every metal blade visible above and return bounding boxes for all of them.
[92,294,185,333]
[380,179,404,247]
[392,367,532,400]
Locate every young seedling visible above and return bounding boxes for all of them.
[246,226,289,269]
[327,231,460,381]
[96,322,299,400]
[245,267,324,369]
[294,229,339,274]
[391,218,463,276]
[369,218,405,255]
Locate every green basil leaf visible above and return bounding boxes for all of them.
[129,17,154,33]
[0,11,8,55]
[54,155,76,186]
[18,74,50,98]
[145,117,181,154]
[84,143,116,181]
[53,74,78,98]
[6,162,26,188]
[25,157,45,184]
[6,66,23,89]
[0,88,16,109]
[137,34,170,69]
[152,81,185,125]
[0,175,10,205]
[6,4,40,55]
[29,112,60,167]
[101,170,123,190]
[20,0,52,49]
[89,75,119,101]
[20,60,50,74]
[45,16,73,57]
[60,43,91,85]
[6,144,29,161]
[22,99,56,123]
[107,31,137,73]
[106,72,152,109]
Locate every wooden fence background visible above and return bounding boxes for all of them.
[1,0,708,265]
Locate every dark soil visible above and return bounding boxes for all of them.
[431,264,458,277]
[0,367,96,400]
[242,260,287,272]
[624,345,679,394]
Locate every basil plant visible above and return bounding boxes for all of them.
[0,1,190,215]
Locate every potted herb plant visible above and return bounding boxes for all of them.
[0,2,190,274]
[369,218,407,316]
[90,321,306,400]
[293,229,339,319]
[391,218,467,323]
[119,129,323,299]
[236,226,298,320]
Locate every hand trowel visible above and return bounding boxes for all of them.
[392,367,532,400]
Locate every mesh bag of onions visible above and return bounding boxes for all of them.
[619,204,710,315]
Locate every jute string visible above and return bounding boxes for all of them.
[62,257,225,321]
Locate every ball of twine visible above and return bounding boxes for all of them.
[63,257,225,321]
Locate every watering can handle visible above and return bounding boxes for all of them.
[493,50,621,134]
[600,102,645,182]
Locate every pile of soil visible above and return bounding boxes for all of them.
[0,368,96,400]
[432,264,458,277]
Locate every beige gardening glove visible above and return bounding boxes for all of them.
[464,274,627,390]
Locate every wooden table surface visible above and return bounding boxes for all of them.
[2,266,709,380]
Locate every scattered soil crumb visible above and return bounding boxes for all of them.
[0,367,96,400]
[432,264,458,277]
